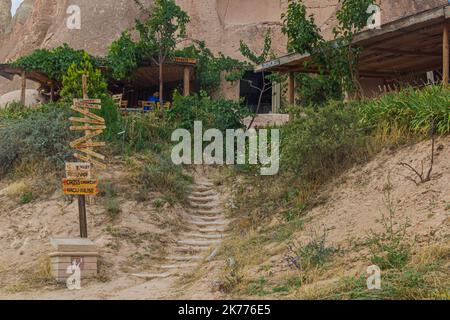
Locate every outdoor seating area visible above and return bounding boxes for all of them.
[112,92,172,115]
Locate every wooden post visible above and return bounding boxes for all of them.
[443,22,449,86]
[288,72,295,105]
[20,71,26,105]
[79,74,89,238]
[50,83,54,102]
[183,66,190,97]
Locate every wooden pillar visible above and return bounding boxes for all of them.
[183,66,190,96]
[20,71,26,105]
[288,72,295,105]
[443,22,449,86]
[50,83,55,102]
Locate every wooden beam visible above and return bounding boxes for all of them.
[443,22,449,86]
[183,66,190,96]
[367,47,441,58]
[20,71,26,105]
[287,72,295,105]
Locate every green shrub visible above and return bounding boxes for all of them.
[359,85,450,135]
[281,101,369,180]
[285,229,336,271]
[167,91,249,132]
[0,102,35,120]
[295,73,343,107]
[138,153,192,203]
[106,198,121,220]
[121,113,174,153]
[19,192,34,205]
[95,97,122,142]
[0,104,73,176]
[60,53,107,103]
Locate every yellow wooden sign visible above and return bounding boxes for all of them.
[69,98,107,169]
[73,99,102,109]
[65,162,91,179]
[62,179,99,196]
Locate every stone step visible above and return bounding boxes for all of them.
[189,220,228,227]
[166,255,204,262]
[188,195,219,203]
[177,239,222,247]
[159,263,198,269]
[193,185,213,192]
[189,202,218,210]
[197,181,214,187]
[191,190,217,197]
[197,226,228,233]
[184,214,226,221]
[188,209,223,216]
[181,232,227,240]
[173,246,210,254]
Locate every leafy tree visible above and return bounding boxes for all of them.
[134,0,190,106]
[60,53,107,103]
[282,0,375,94]
[229,30,285,129]
[295,74,343,107]
[175,41,243,94]
[106,31,140,80]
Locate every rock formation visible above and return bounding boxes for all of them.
[0,0,11,34]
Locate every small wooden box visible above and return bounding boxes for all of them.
[49,238,99,282]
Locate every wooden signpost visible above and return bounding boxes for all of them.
[63,75,106,238]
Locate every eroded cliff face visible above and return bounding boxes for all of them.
[0,0,11,34]
[0,0,155,62]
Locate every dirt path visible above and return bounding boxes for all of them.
[2,177,230,300]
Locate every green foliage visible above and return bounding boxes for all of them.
[106,31,140,80]
[295,74,343,107]
[96,96,122,141]
[359,85,450,135]
[19,192,34,205]
[0,104,74,176]
[248,277,269,296]
[175,41,243,93]
[282,2,322,54]
[138,152,192,203]
[168,91,250,132]
[282,0,375,92]
[0,102,35,120]
[239,30,274,65]
[105,198,121,220]
[12,44,96,82]
[281,101,369,180]
[121,112,174,153]
[60,53,107,103]
[368,177,411,270]
[285,229,336,270]
[134,0,190,62]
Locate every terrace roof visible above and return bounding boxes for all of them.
[255,5,450,79]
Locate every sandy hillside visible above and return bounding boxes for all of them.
[0,138,448,299]
[299,137,450,249]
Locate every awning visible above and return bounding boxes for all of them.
[255,5,450,79]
